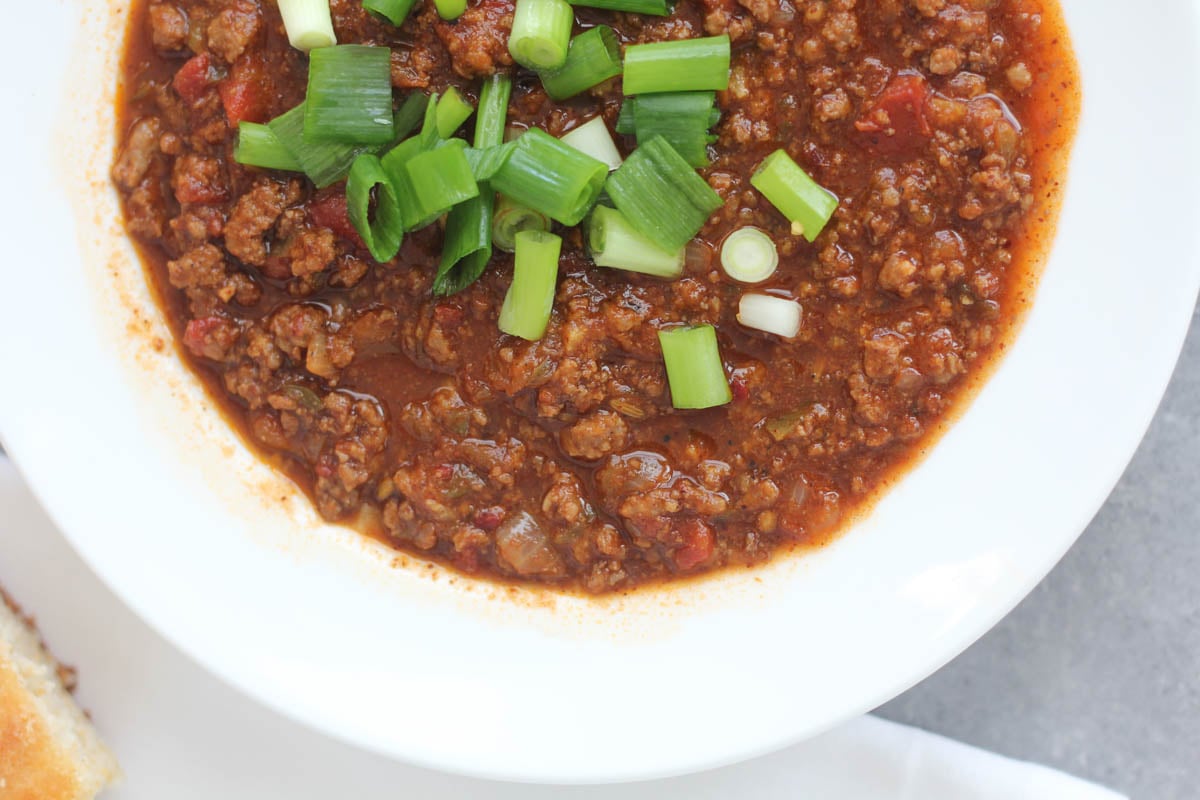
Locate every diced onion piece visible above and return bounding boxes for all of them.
[587,205,684,277]
[508,0,575,71]
[658,325,732,410]
[539,26,623,101]
[622,35,731,95]
[604,135,722,252]
[560,117,622,171]
[499,230,563,341]
[278,0,337,51]
[363,0,417,25]
[433,0,467,18]
[737,294,801,339]
[304,45,395,145]
[750,149,839,243]
[720,227,778,283]
[492,128,608,226]
[346,153,404,263]
[493,196,551,253]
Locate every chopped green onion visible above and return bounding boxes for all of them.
[269,103,371,188]
[614,101,634,136]
[720,227,778,283]
[569,0,672,14]
[538,26,622,101]
[465,141,517,181]
[658,325,732,410]
[305,45,395,145]
[363,0,417,24]
[737,294,801,339]
[436,193,494,295]
[346,154,404,262]
[278,0,337,51]
[384,92,431,150]
[404,140,480,221]
[492,128,607,226]
[434,0,467,18]
[622,35,731,95]
[434,75,513,296]
[560,117,622,171]
[750,150,839,243]
[436,87,475,138]
[587,205,684,278]
[605,135,722,252]
[234,122,303,172]
[508,0,575,71]
[625,92,717,168]
[498,230,562,341]
[493,195,551,252]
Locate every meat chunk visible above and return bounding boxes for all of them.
[224,179,291,267]
[559,411,630,461]
[206,0,263,64]
[148,3,189,52]
[435,0,515,78]
[171,154,228,204]
[112,117,162,191]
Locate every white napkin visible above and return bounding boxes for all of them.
[0,457,1125,800]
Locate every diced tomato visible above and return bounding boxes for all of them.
[308,190,366,248]
[855,72,933,155]
[473,506,506,532]
[674,518,715,571]
[183,316,236,360]
[730,376,749,402]
[219,54,270,126]
[434,304,465,326]
[173,53,216,105]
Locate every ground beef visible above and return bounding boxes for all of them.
[114,0,1079,591]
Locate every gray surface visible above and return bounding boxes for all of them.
[879,303,1200,800]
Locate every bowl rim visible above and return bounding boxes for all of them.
[1,0,1199,784]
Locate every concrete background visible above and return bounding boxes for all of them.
[879,304,1200,799]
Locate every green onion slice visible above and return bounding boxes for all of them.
[234,122,303,172]
[560,117,622,171]
[346,153,404,262]
[492,128,607,226]
[538,26,622,101]
[270,103,372,188]
[474,74,513,149]
[605,135,722,252]
[278,0,337,51]
[498,230,562,341]
[736,294,801,339]
[750,149,839,243]
[627,92,717,168]
[433,73,514,295]
[436,193,494,296]
[436,87,475,139]
[404,140,480,222]
[622,35,731,95]
[587,205,684,278]
[363,0,417,25]
[493,195,551,252]
[305,45,395,145]
[508,0,575,71]
[658,325,732,410]
[434,0,467,18]
[569,0,672,15]
[720,227,778,283]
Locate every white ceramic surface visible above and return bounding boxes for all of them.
[1,0,1197,785]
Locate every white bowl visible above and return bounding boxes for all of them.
[1,0,1197,785]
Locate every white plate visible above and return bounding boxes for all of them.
[1,0,1197,785]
